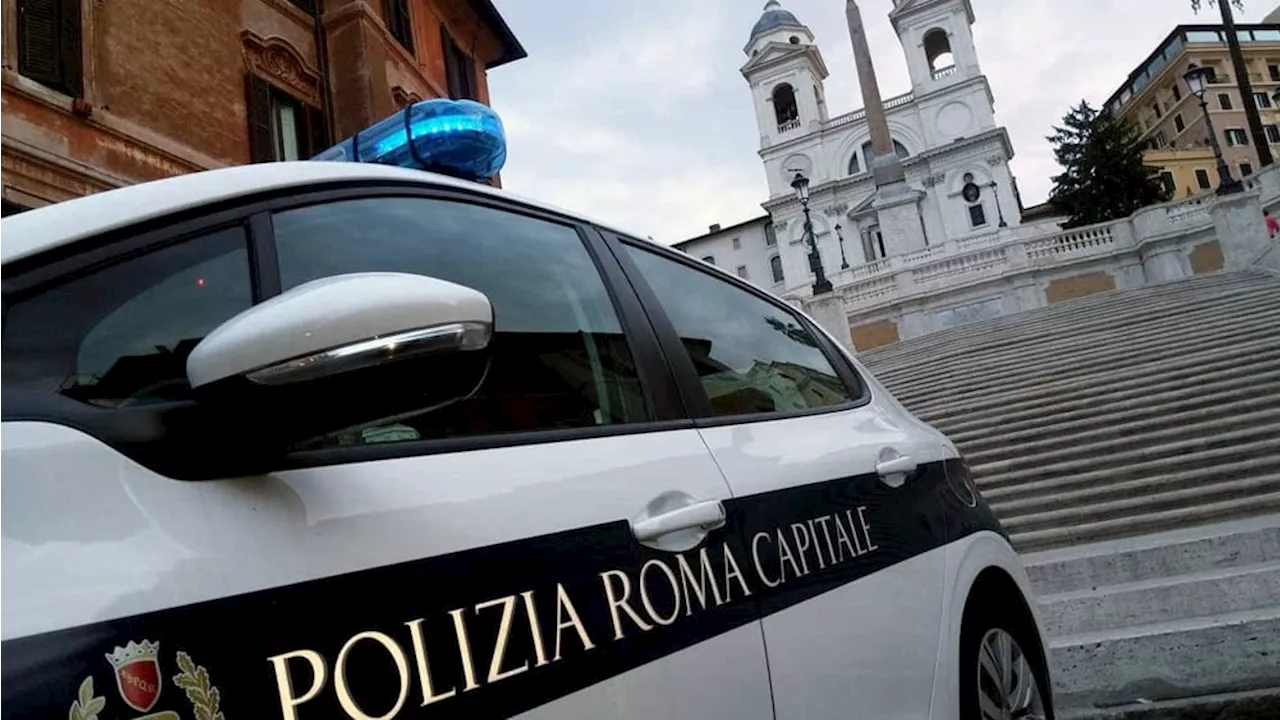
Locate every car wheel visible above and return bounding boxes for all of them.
[960,607,1051,720]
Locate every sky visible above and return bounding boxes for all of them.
[487,0,1277,244]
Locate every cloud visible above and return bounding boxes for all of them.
[489,0,1278,244]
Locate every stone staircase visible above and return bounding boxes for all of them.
[859,270,1280,552]
[859,270,1280,717]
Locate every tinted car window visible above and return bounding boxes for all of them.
[3,227,253,407]
[624,244,855,417]
[272,196,647,446]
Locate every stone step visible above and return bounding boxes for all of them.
[978,430,1280,492]
[1038,559,1280,636]
[1011,491,1280,552]
[1049,607,1280,710]
[862,272,1268,368]
[1057,687,1280,720]
[865,283,1280,386]
[970,404,1280,480]
[1022,514,1280,596]
[949,365,1280,453]
[881,307,1280,407]
[930,341,1280,436]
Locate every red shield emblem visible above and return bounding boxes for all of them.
[106,640,162,712]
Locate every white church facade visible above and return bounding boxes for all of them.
[678,0,1246,352]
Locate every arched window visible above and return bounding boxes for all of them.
[770,255,784,284]
[773,84,799,131]
[924,29,954,76]
[861,139,910,167]
[848,152,862,175]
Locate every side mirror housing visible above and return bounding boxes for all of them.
[188,272,492,388]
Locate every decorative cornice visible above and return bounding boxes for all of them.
[241,30,321,107]
[392,86,423,108]
[823,203,849,216]
[922,172,947,188]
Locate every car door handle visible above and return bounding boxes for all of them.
[631,500,726,542]
[876,455,917,475]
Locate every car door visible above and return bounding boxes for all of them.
[1,186,774,720]
[607,235,952,719]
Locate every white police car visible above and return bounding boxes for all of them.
[1,100,1052,720]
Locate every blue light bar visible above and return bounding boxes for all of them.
[312,98,506,181]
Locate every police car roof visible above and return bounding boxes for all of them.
[0,162,642,265]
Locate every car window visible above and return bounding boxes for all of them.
[271,196,647,447]
[3,227,253,408]
[623,244,855,417]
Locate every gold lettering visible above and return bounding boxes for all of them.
[448,609,481,692]
[521,591,550,667]
[677,548,725,614]
[833,511,858,562]
[406,619,458,707]
[475,595,530,684]
[776,528,802,582]
[814,516,837,567]
[790,523,813,575]
[639,559,681,626]
[751,532,781,588]
[844,509,866,555]
[857,506,879,552]
[553,583,595,660]
[268,649,328,720]
[722,543,753,600]
[600,569,654,639]
[334,632,409,720]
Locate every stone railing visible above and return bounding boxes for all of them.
[778,117,801,134]
[1024,223,1121,261]
[824,91,915,129]
[912,246,1009,285]
[931,65,957,81]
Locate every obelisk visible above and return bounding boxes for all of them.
[847,0,905,189]
[847,0,927,255]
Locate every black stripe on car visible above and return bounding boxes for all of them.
[1,459,1001,719]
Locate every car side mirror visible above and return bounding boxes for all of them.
[180,273,494,476]
[188,272,492,388]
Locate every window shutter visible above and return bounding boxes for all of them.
[245,75,276,162]
[395,0,413,54]
[17,0,62,89]
[460,51,476,100]
[58,0,82,97]
[303,103,329,158]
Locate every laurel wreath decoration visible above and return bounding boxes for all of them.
[68,677,106,720]
[173,651,226,720]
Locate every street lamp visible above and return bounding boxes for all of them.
[791,172,833,294]
[1184,62,1243,195]
[834,223,850,269]
[987,181,1008,227]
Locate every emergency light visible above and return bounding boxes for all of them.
[312,98,506,182]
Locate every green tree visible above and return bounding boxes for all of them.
[1048,101,1170,229]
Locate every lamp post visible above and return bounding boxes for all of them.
[987,181,1008,227]
[1184,62,1242,195]
[834,223,850,269]
[791,172,833,295]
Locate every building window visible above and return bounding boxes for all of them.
[1241,161,1254,177]
[245,76,327,162]
[1174,114,1185,133]
[770,254,784,284]
[702,256,715,265]
[1150,131,1167,150]
[1219,93,1233,110]
[1266,124,1280,143]
[773,84,799,132]
[862,226,886,261]
[1226,128,1248,146]
[764,223,777,247]
[1271,64,1280,81]
[1173,83,1182,102]
[861,139,910,165]
[924,28,955,75]
[736,265,749,279]
[1160,171,1176,196]
[732,237,741,250]
[385,0,414,54]
[1196,168,1213,189]
[1256,92,1274,109]
[968,203,987,228]
[1152,103,1163,119]
[16,0,82,97]
[2,199,32,217]
[441,25,477,100]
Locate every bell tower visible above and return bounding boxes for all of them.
[742,1,830,150]
[889,0,980,94]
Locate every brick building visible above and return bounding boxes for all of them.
[0,0,525,215]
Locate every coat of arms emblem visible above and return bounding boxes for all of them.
[106,640,163,712]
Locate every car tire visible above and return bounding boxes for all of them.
[959,601,1053,720]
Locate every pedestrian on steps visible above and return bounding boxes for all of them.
[1266,209,1280,237]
